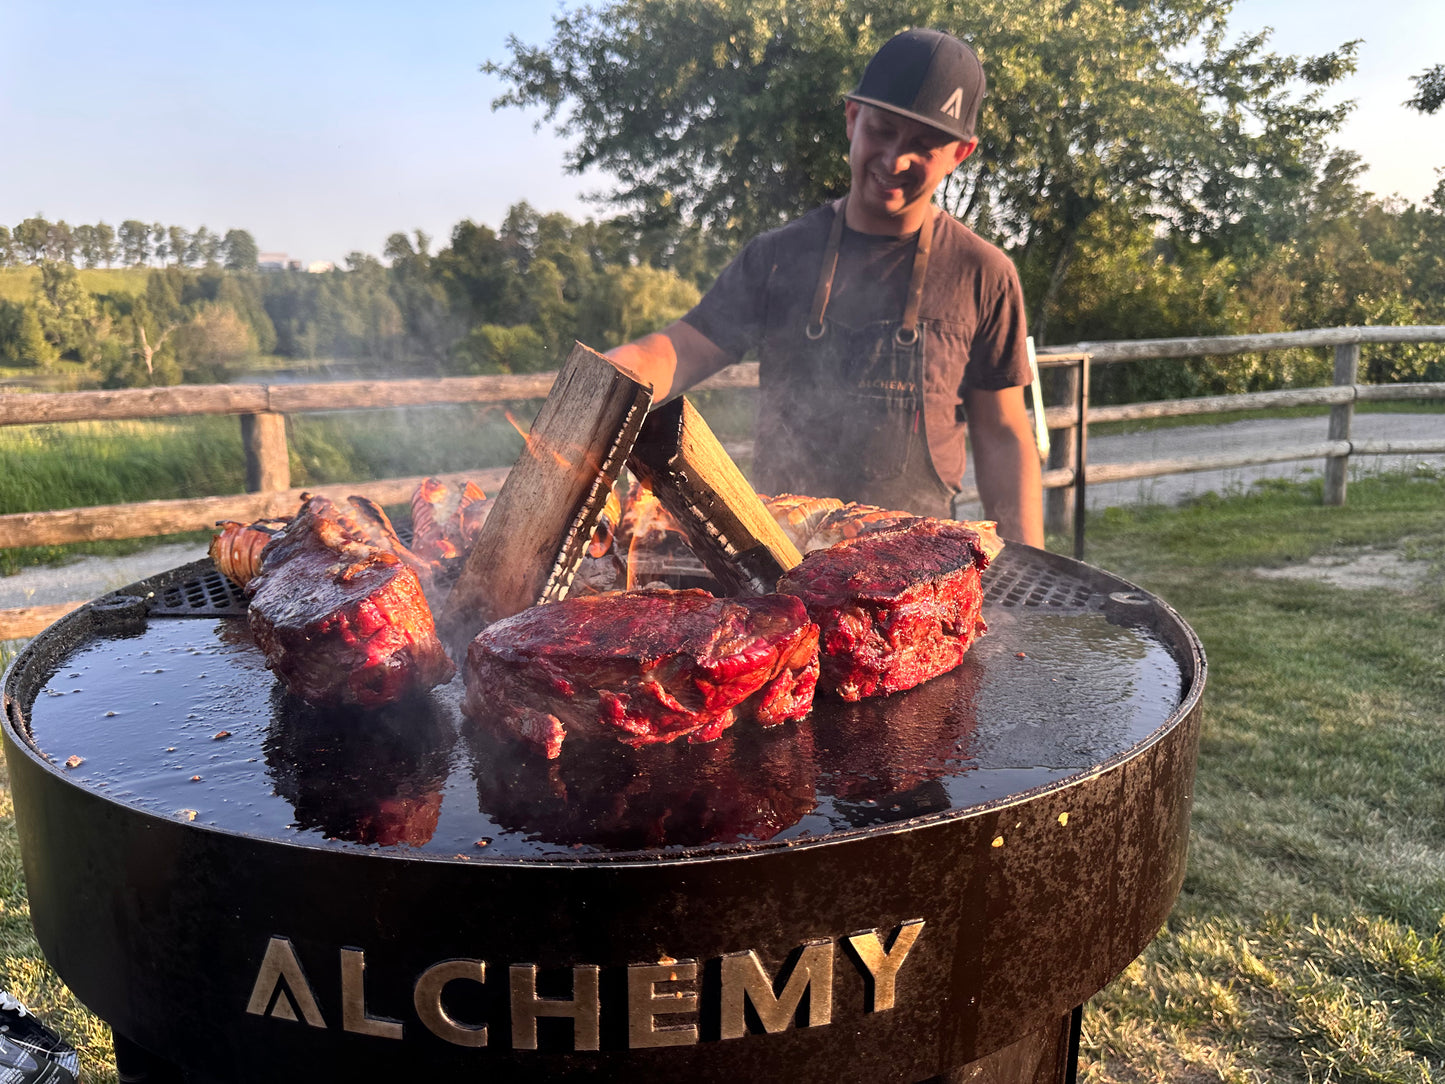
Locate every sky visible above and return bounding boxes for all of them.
[1,0,1441,266]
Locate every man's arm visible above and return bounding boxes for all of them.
[963,384,1044,547]
[607,320,735,404]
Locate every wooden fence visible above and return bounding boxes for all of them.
[1,326,1442,639]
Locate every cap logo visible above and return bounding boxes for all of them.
[940,87,964,120]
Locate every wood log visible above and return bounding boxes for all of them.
[241,412,290,492]
[1045,325,1445,364]
[628,397,802,595]
[0,469,511,549]
[0,602,84,642]
[1085,443,1349,485]
[438,343,652,647]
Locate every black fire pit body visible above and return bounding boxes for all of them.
[3,547,1204,1084]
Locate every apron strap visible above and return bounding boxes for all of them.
[896,209,934,346]
[806,197,936,344]
[806,198,848,339]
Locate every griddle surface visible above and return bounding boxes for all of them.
[22,558,1183,860]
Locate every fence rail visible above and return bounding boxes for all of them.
[2,326,1443,639]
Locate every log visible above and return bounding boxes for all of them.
[439,343,652,647]
[0,385,269,426]
[629,397,802,595]
[0,602,84,642]
[241,412,290,492]
[266,374,557,413]
[1086,443,1349,485]
[0,469,511,549]
[1046,325,1445,364]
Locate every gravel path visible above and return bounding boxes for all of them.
[957,410,1445,518]
[2,413,1440,617]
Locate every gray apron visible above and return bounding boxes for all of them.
[753,198,954,518]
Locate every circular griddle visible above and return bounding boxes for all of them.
[2,546,1204,1083]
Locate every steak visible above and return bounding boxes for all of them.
[776,518,991,701]
[463,589,819,759]
[248,495,456,708]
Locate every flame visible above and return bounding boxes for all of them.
[504,410,571,471]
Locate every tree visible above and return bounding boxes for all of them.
[32,260,106,364]
[46,220,76,264]
[188,226,221,267]
[488,0,1359,341]
[172,302,258,381]
[1406,64,1445,114]
[94,221,118,267]
[168,225,190,267]
[223,229,259,271]
[119,220,151,266]
[151,223,170,266]
[0,227,14,267]
[14,217,51,264]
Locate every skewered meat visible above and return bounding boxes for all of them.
[410,477,491,563]
[462,589,820,759]
[209,517,290,589]
[777,518,991,701]
[247,495,455,708]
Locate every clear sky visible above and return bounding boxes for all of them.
[1,0,1440,266]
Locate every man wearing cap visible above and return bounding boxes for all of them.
[610,28,1043,545]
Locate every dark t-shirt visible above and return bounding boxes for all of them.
[682,203,1031,489]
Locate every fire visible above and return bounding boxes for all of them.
[503,410,572,472]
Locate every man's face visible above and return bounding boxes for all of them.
[844,101,977,233]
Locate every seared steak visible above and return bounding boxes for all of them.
[463,589,819,759]
[248,495,455,708]
[777,518,991,701]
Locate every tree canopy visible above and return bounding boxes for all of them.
[486,0,1359,340]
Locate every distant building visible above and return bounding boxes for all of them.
[257,252,288,272]
[306,261,335,274]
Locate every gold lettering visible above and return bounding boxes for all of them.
[627,960,699,1049]
[245,936,326,1028]
[846,920,925,1012]
[509,964,601,1051]
[340,948,403,1040]
[414,959,488,1048]
[719,940,834,1039]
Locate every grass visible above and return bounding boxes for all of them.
[0,406,1442,1078]
[1072,469,1445,1082]
[0,266,148,302]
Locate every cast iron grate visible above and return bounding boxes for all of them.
[984,552,1095,610]
[149,567,249,617]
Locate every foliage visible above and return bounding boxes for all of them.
[1406,63,1445,115]
[487,0,1359,343]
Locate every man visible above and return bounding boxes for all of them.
[610,28,1044,545]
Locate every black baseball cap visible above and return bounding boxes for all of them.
[846,28,986,142]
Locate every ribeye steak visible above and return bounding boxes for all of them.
[776,517,991,701]
[463,589,819,759]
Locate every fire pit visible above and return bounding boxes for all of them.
[3,545,1203,1083]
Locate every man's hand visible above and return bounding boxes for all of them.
[963,385,1044,547]
[607,321,733,403]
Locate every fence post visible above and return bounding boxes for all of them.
[1044,365,1080,538]
[241,413,290,493]
[1323,343,1358,506]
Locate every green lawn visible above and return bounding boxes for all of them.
[0,467,1443,1081]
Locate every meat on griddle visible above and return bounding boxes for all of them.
[777,517,991,701]
[463,589,820,759]
[247,494,455,708]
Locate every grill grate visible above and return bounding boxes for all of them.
[984,552,1096,610]
[149,567,249,617]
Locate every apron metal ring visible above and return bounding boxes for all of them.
[894,327,919,347]
[805,321,827,341]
